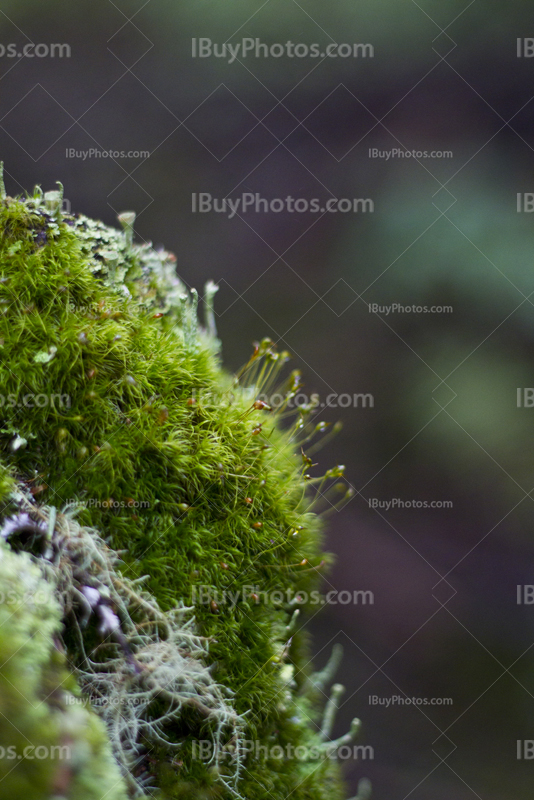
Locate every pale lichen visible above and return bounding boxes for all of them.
[0,540,131,800]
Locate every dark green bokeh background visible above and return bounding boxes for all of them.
[2,2,534,797]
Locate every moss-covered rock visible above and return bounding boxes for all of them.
[0,174,360,799]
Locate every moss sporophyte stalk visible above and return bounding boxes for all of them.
[0,165,368,800]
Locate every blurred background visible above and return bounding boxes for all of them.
[1,1,534,797]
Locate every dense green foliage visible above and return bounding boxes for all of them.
[0,182,357,798]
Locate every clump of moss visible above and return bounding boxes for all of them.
[0,172,363,799]
[0,540,131,800]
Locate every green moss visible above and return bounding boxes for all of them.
[0,462,15,504]
[0,542,130,799]
[0,182,359,799]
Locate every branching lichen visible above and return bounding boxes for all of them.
[2,494,247,797]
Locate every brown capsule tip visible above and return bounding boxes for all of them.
[158,408,169,423]
[252,522,263,529]
[220,562,229,570]
[210,601,219,613]
[300,559,308,566]
[187,398,196,406]
[153,312,164,318]
[245,497,253,504]
[86,368,96,379]
[253,400,272,411]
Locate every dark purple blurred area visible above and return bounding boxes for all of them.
[2,2,534,796]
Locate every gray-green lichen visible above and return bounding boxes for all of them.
[0,540,130,800]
